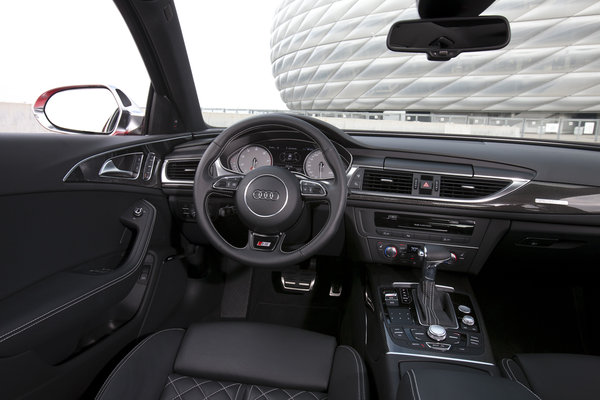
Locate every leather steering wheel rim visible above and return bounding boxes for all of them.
[193,113,347,268]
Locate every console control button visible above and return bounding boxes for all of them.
[399,288,412,304]
[427,324,447,342]
[411,329,427,341]
[383,290,399,307]
[447,332,461,344]
[426,342,451,351]
[468,334,482,347]
[392,328,406,339]
[462,315,475,326]
[458,305,472,314]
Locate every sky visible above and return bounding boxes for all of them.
[0,0,287,110]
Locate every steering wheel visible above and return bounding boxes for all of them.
[193,114,347,267]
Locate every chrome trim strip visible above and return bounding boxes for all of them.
[391,282,456,292]
[535,198,569,206]
[367,237,478,250]
[63,135,192,182]
[385,351,495,366]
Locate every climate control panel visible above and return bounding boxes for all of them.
[369,238,473,268]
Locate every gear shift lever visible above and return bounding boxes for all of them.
[416,245,456,327]
[422,245,452,281]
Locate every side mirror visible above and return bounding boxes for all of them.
[33,85,144,135]
[387,16,510,61]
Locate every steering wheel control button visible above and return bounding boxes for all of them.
[300,180,326,196]
[133,207,143,217]
[251,234,279,251]
[213,176,243,190]
[384,246,398,258]
[462,315,475,326]
[427,324,447,342]
[458,304,472,314]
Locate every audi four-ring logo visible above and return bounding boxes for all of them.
[252,189,280,200]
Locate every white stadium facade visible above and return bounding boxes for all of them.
[270,0,600,114]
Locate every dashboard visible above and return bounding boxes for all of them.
[54,114,600,278]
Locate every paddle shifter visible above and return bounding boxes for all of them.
[416,245,456,327]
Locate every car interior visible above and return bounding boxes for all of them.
[1,0,599,399]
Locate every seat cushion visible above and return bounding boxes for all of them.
[160,374,328,400]
[174,322,336,392]
[97,322,367,400]
[503,353,600,400]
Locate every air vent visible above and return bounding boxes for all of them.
[362,169,413,194]
[440,176,510,199]
[165,160,199,181]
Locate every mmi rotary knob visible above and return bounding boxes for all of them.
[427,324,447,342]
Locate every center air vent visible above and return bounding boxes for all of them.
[440,176,510,199]
[362,169,413,194]
[165,159,200,181]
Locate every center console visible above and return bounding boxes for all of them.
[346,206,510,399]
[381,283,483,356]
[363,253,498,400]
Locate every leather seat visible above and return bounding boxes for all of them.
[502,353,600,400]
[96,322,368,400]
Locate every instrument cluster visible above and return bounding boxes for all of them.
[225,140,336,179]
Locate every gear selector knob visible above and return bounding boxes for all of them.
[422,245,452,281]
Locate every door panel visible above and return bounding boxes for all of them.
[0,133,182,399]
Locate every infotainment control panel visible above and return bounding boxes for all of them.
[374,213,475,237]
[352,208,494,273]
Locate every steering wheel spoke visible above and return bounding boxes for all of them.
[246,230,286,253]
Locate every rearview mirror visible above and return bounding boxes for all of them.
[33,85,144,135]
[387,16,510,61]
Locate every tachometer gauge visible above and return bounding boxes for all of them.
[237,145,273,173]
[304,149,334,179]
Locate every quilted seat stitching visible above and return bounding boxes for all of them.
[165,376,242,400]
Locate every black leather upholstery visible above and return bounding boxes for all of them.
[97,322,367,400]
[397,369,540,400]
[502,353,600,400]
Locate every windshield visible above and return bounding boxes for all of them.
[180,0,599,144]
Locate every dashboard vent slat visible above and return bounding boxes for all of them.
[165,160,200,181]
[362,169,413,194]
[440,176,510,199]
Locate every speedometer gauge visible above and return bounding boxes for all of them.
[237,145,273,173]
[304,149,334,179]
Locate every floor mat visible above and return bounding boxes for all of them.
[246,261,349,337]
[472,262,598,360]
